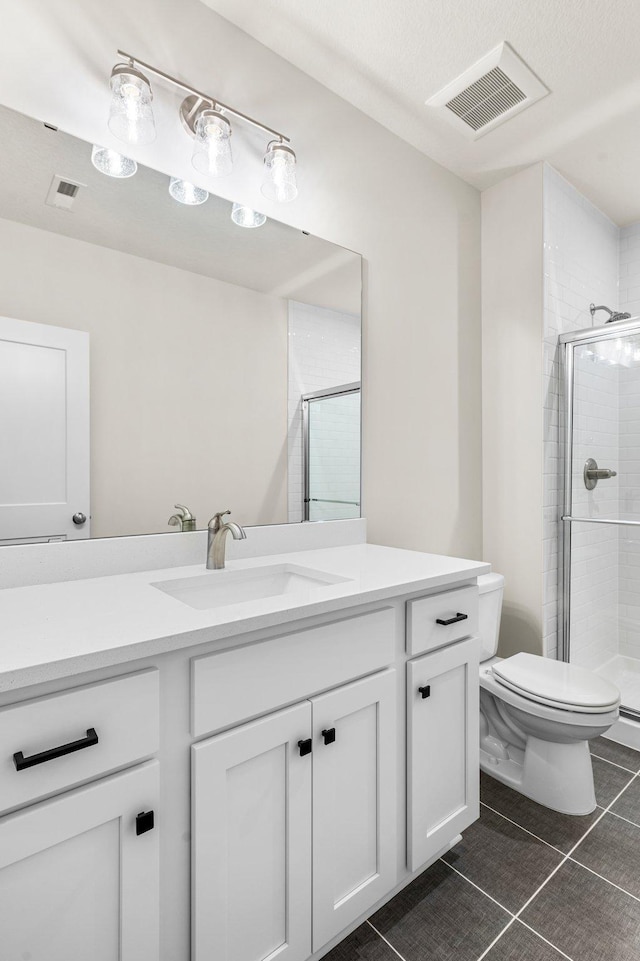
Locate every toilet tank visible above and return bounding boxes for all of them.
[478,573,504,662]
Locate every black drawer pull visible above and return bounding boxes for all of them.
[418,685,431,699]
[13,727,99,771]
[136,810,155,836]
[322,728,336,745]
[298,738,312,757]
[436,612,468,626]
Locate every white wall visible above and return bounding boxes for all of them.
[0,0,483,560]
[481,164,544,657]
[0,216,288,536]
[287,302,360,522]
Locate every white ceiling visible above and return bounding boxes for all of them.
[201,0,640,224]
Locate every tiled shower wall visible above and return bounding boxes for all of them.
[287,301,361,522]
[543,165,620,663]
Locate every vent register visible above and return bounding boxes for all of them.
[45,174,85,211]
[426,42,549,139]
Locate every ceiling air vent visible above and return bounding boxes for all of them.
[426,42,549,140]
[45,174,86,212]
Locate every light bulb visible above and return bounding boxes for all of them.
[108,63,156,146]
[91,145,137,178]
[261,141,298,202]
[169,178,209,206]
[191,108,232,177]
[231,203,266,228]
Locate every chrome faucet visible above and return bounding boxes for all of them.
[207,510,246,570]
[168,504,196,532]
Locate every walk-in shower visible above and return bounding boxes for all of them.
[560,316,640,736]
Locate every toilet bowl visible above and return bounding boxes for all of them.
[478,574,620,815]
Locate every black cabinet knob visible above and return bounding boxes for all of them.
[418,685,431,699]
[322,728,336,745]
[136,810,155,836]
[298,738,312,757]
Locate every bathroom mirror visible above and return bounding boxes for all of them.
[0,104,361,545]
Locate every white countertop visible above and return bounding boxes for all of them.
[0,543,489,692]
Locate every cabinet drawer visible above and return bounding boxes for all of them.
[406,585,478,655]
[191,608,396,737]
[0,669,159,814]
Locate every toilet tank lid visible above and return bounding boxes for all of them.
[478,572,504,594]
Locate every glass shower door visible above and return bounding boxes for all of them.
[303,384,361,522]
[563,323,640,717]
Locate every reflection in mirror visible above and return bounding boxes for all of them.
[0,105,361,545]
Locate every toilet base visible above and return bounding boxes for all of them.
[480,735,597,815]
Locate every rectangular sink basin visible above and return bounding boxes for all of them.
[151,563,352,611]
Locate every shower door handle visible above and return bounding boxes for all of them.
[584,459,617,490]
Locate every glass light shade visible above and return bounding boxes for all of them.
[108,67,156,146]
[231,203,267,228]
[169,178,209,206]
[191,109,233,177]
[91,144,137,178]
[261,142,297,202]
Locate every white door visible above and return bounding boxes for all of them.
[312,670,397,951]
[407,638,479,871]
[192,702,313,961]
[0,760,159,961]
[0,315,90,543]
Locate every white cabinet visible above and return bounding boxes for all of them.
[0,760,159,961]
[407,637,479,871]
[312,670,396,949]
[192,701,313,961]
[192,670,397,961]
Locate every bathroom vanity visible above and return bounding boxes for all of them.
[0,542,488,961]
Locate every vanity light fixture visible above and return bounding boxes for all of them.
[169,177,209,206]
[108,62,156,145]
[91,144,137,178]
[261,141,298,203]
[231,203,267,228]
[107,50,298,200]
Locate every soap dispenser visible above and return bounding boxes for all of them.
[168,504,196,532]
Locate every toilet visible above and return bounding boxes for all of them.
[478,573,620,815]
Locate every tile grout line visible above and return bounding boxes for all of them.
[365,920,409,961]
[590,749,640,776]
[516,919,576,961]
[473,918,516,961]
[607,808,640,831]
[566,852,640,905]
[479,800,574,855]
[440,858,515,916]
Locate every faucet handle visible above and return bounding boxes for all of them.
[208,510,231,533]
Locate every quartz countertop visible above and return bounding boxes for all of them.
[0,543,490,691]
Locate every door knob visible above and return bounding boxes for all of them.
[72,512,87,525]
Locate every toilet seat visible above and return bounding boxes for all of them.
[492,653,620,714]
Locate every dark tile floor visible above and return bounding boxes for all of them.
[323,736,640,961]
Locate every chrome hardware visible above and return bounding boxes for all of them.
[207,511,246,570]
[168,504,196,532]
[583,458,617,490]
[72,512,87,526]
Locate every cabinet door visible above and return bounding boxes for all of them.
[0,760,159,961]
[192,701,312,961]
[407,638,479,871]
[312,669,397,951]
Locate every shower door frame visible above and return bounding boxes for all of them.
[302,381,361,522]
[559,315,640,722]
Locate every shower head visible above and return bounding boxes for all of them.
[590,303,632,324]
